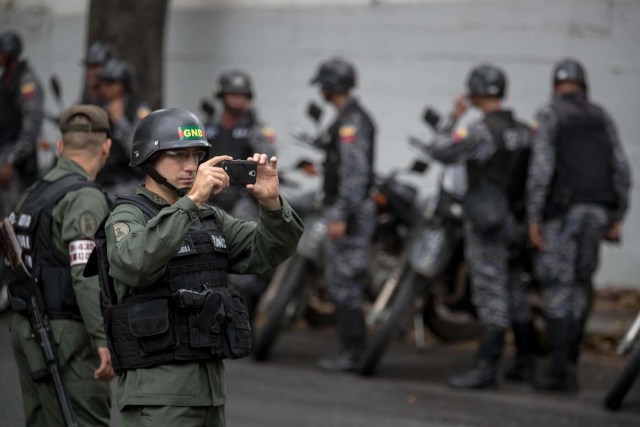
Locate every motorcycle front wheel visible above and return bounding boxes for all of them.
[603,345,640,411]
[253,255,310,361]
[357,269,422,376]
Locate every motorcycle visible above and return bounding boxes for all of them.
[356,108,480,376]
[603,310,640,410]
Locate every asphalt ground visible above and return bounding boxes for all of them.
[1,311,640,427]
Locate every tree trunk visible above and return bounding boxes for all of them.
[87,0,168,109]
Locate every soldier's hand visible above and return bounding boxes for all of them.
[187,155,232,207]
[604,221,622,242]
[106,99,125,122]
[452,94,468,119]
[94,347,115,381]
[0,162,15,187]
[327,220,347,241]
[528,223,545,251]
[246,153,281,211]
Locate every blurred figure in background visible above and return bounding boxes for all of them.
[204,70,277,320]
[81,40,118,106]
[96,57,150,197]
[527,58,631,393]
[310,58,376,372]
[0,30,44,219]
[424,64,534,390]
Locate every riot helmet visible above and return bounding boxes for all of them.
[99,58,135,93]
[466,64,507,98]
[310,58,356,94]
[130,108,211,167]
[0,31,23,59]
[215,71,253,99]
[84,41,117,66]
[552,58,587,89]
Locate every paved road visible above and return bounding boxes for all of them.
[2,311,639,426]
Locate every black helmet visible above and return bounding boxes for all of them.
[84,41,117,66]
[0,31,22,58]
[99,58,135,93]
[466,64,507,98]
[552,58,587,89]
[130,108,211,167]
[215,71,253,98]
[310,58,356,94]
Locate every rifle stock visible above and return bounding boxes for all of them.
[0,218,79,427]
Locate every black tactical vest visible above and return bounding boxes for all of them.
[10,173,99,321]
[323,99,376,206]
[92,195,251,374]
[465,110,531,222]
[95,97,145,186]
[545,92,615,219]
[0,61,27,144]
[206,113,257,212]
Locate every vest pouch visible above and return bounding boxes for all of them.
[222,289,252,359]
[463,179,508,234]
[128,299,176,355]
[188,291,226,357]
[40,266,77,319]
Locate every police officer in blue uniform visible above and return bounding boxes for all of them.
[310,58,377,372]
[527,59,631,392]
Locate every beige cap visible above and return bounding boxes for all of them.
[59,104,110,136]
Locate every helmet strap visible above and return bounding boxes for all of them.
[143,163,188,197]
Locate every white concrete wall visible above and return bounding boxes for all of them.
[1,0,638,287]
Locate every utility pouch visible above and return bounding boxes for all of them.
[128,299,176,355]
[463,179,508,234]
[222,289,252,359]
[188,291,226,357]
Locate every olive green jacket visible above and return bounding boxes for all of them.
[35,157,110,348]
[105,185,303,408]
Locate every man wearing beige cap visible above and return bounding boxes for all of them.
[9,104,115,426]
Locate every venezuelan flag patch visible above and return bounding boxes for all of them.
[338,125,357,144]
[20,82,36,100]
[452,126,468,143]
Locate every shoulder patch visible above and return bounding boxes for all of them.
[79,212,98,237]
[20,82,37,100]
[338,125,357,144]
[261,127,276,143]
[452,126,468,143]
[113,222,130,242]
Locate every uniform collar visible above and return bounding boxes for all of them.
[53,157,92,180]
[136,185,172,207]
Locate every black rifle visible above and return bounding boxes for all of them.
[0,218,79,427]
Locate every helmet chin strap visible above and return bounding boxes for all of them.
[143,164,189,197]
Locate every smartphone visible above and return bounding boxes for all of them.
[221,160,257,186]
[422,107,441,130]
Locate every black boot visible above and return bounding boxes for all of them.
[569,280,593,365]
[504,321,537,383]
[449,326,505,389]
[534,317,578,392]
[317,307,366,372]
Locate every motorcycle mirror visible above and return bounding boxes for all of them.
[410,159,429,174]
[200,99,216,119]
[49,75,65,112]
[306,102,323,123]
[422,107,441,130]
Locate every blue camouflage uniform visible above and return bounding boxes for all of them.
[321,97,376,311]
[426,111,533,329]
[527,92,631,323]
[0,60,44,218]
